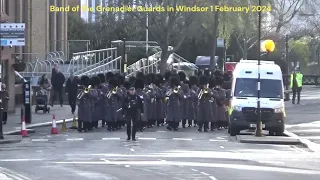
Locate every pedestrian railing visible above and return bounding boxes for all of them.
[283,74,320,86]
[73,56,112,76]
[67,48,118,74]
[127,51,162,75]
[78,56,122,77]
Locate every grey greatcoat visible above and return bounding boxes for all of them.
[187,86,197,120]
[190,85,198,121]
[117,86,127,122]
[146,87,156,121]
[136,89,148,123]
[210,89,219,123]
[197,89,213,123]
[97,83,109,120]
[105,88,122,123]
[78,89,97,122]
[165,88,183,123]
[161,85,168,118]
[92,89,103,122]
[154,86,165,120]
[214,87,227,122]
[180,83,189,120]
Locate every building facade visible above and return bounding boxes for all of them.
[1,0,68,112]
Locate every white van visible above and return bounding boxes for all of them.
[228,60,285,136]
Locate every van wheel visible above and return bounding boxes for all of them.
[228,126,231,133]
[230,125,240,136]
[269,130,275,136]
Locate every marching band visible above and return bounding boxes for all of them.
[76,70,232,137]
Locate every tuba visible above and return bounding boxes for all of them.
[77,85,91,99]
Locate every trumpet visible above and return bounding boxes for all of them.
[166,89,173,97]
[77,85,91,99]
[198,89,203,99]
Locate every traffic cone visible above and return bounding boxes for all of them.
[51,114,59,134]
[21,115,28,137]
[70,115,78,129]
[61,119,68,132]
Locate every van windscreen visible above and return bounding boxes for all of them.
[234,78,283,99]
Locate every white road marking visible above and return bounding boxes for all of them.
[173,138,192,141]
[284,130,320,152]
[0,159,44,162]
[130,148,135,152]
[258,161,285,165]
[209,176,218,180]
[219,146,224,149]
[100,159,111,163]
[209,139,228,142]
[191,169,198,172]
[295,136,320,140]
[217,137,225,140]
[138,138,156,140]
[0,167,33,180]
[156,131,167,132]
[173,177,184,180]
[125,165,130,167]
[200,172,210,176]
[102,137,121,140]
[31,139,49,142]
[54,160,320,174]
[66,138,83,141]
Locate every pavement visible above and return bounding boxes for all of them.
[3,105,74,135]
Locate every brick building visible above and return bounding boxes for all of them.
[1,0,68,112]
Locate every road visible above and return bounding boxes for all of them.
[0,124,320,180]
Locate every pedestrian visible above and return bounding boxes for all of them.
[39,74,52,98]
[290,67,303,104]
[65,72,79,114]
[154,74,165,126]
[188,75,198,127]
[50,67,65,107]
[145,74,155,128]
[178,71,189,128]
[90,76,101,129]
[1,84,9,125]
[123,83,144,141]
[135,78,148,131]
[97,73,108,127]
[209,77,218,131]
[105,78,121,131]
[214,76,227,129]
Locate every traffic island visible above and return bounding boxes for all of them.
[0,135,22,144]
[236,135,301,145]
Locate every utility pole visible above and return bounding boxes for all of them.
[285,35,290,93]
[255,0,262,137]
[123,38,127,75]
[146,13,149,73]
[0,61,4,139]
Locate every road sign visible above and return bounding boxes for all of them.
[217,38,224,48]
[0,23,25,46]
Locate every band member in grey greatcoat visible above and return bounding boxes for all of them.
[197,75,213,132]
[97,74,108,127]
[77,76,96,132]
[208,77,219,131]
[178,71,190,128]
[145,74,156,128]
[214,76,227,129]
[154,74,165,126]
[166,75,183,131]
[89,76,101,129]
[116,74,126,129]
[135,78,148,131]
[188,76,198,127]
[105,78,121,131]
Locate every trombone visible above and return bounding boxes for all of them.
[77,85,91,99]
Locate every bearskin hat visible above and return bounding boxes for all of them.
[97,73,106,83]
[136,71,145,80]
[178,71,186,82]
[105,72,114,81]
[108,78,118,87]
[197,70,203,77]
[154,74,164,86]
[208,77,216,88]
[204,69,211,77]
[169,75,180,87]
[80,75,90,87]
[164,71,171,81]
[134,78,144,89]
[129,76,136,85]
[188,76,198,86]
[199,75,208,86]
[145,74,154,85]
[116,74,125,86]
[90,76,100,88]
[215,76,224,86]
[123,81,132,90]
[214,70,223,77]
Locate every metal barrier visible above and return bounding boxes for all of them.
[127,51,162,75]
[78,56,122,77]
[74,56,112,76]
[67,48,118,74]
[283,74,320,86]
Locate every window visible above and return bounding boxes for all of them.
[234,78,283,99]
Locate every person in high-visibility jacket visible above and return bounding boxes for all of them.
[290,67,303,104]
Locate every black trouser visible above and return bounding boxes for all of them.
[2,112,7,122]
[68,94,77,113]
[78,120,90,132]
[51,88,63,105]
[199,121,209,130]
[126,115,137,139]
[292,87,302,103]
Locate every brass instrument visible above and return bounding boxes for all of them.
[173,85,181,93]
[198,89,203,99]
[77,85,91,99]
[166,89,173,97]
[198,85,209,99]
[107,86,118,99]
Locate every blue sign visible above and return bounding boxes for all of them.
[0,23,25,46]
